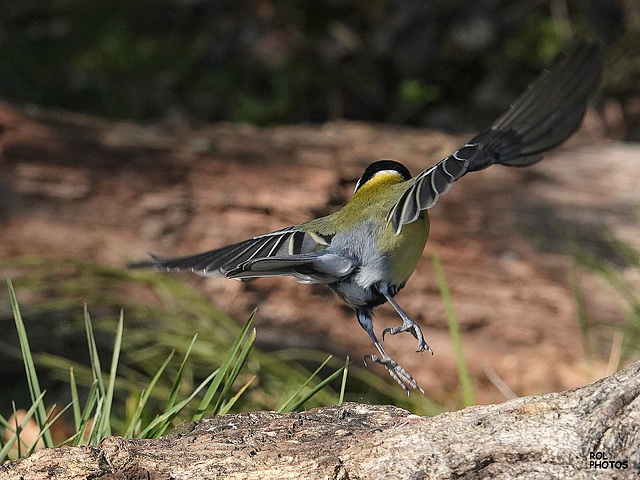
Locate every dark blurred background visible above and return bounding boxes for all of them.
[0,0,638,135]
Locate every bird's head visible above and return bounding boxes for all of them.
[353,160,412,195]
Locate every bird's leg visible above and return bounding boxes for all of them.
[356,309,424,395]
[379,284,433,354]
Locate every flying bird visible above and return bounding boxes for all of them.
[130,42,602,393]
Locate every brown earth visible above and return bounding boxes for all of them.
[1,101,639,407]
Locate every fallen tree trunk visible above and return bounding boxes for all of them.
[2,361,639,480]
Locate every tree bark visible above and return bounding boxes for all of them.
[2,361,638,480]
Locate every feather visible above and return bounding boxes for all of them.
[387,41,602,235]
[225,253,355,284]
[128,226,333,278]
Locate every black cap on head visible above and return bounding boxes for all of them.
[354,160,412,193]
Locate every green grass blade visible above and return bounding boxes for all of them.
[24,404,57,455]
[66,384,97,448]
[7,279,54,448]
[164,335,198,414]
[432,251,475,407]
[139,369,218,438]
[124,350,175,438]
[0,392,47,462]
[70,380,98,446]
[574,245,640,312]
[277,355,333,413]
[85,397,103,445]
[611,236,640,269]
[284,360,346,412]
[96,309,124,438]
[211,328,256,415]
[339,356,350,404]
[69,368,82,433]
[570,263,594,381]
[149,336,200,438]
[25,403,72,455]
[0,413,11,430]
[12,403,22,459]
[217,375,256,416]
[193,311,255,421]
[571,264,592,350]
[0,414,6,452]
[570,240,640,357]
[83,306,105,396]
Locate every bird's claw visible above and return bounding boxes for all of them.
[382,322,433,355]
[363,354,425,395]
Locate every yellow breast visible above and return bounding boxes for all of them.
[347,171,430,285]
[378,211,429,285]
[302,169,431,286]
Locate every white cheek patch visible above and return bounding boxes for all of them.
[354,170,405,193]
[373,169,403,178]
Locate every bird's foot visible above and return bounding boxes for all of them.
[364,353,425,395]
[382,319,433,354]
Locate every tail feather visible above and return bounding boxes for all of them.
[126,227,331,278]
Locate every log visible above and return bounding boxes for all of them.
[2,361,638,480]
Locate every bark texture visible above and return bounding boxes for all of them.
[2,361,639,480]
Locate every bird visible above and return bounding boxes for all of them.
[129,42,602,394]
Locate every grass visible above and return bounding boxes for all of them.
[0,278,351,461]
[570,239,640,368]
[0,256,442,462]
[566,207,640,365]
[1,257,434,414]
[7,279,53,449]
[4,246,553,427]
[431,252,475,408]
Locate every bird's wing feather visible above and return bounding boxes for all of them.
[387,41,602,235]
[224,252,355,284]
[129,226,334,278]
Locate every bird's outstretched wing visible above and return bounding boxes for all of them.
[387,41,602,235]
[127,226,348,283]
